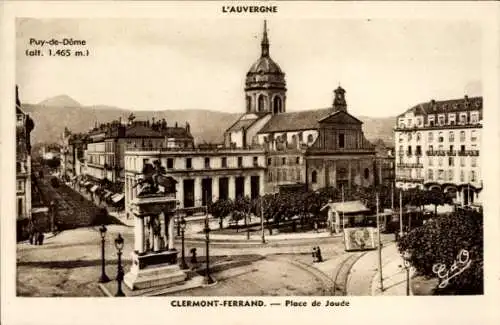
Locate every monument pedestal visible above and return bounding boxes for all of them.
[124,250,187,290]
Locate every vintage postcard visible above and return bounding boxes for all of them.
[2,1,500,325]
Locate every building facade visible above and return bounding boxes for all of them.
[394,95,482,206]
[84,118,194,189]
[124,147,266,216]
[16,86,35,221]
[373,140,395,188]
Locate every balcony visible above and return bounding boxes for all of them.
[397,163,423,168]
[426,150,447,156]
[446,150,457,156]
[395,176,424,183]
[457,150,479,157]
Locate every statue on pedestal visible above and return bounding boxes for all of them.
[134,160,177,197]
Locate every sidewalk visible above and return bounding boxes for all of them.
[346,241,415,296]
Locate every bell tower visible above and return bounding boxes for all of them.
[245,20,287,115]
[333,85,347,112]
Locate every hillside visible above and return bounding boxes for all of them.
[22,97,395,146]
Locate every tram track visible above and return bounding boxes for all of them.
[332,252,367,296]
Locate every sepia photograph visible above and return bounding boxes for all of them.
[3,1,500,325]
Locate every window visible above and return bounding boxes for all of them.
[311,170,317,184]
[459,113,467,124]
[449,131,455,142]
[282,157,286,165]
[460,131,466,142]
[416,132,421,142]
[246,96,252,112]
[471,130,477,142]
[449,145,454,152]
[16,162,21,173]
[407,119,413,127]
[470,112,479,124]
[460,171,465,182]
[448,114,456,125]
[429,158,433,166]
[296,157,300,164]
[266,157,271,166]
[399,145,403,155]
[460,157,465,167]
[470,171,476,182]
[438,132,444,143]
[17,198,23,216]
[438,169,445,180]
[416,117,423,127]
[429,145,434,152]
[339,133,345,148]
[364,168,370,179]
[16,180,24,192]
[407,146,412,155]
[258,95,266,112]
[186,158,192,169]
[416,145,422,156]
[238,157,243,168]
[448,170,454,181]
[428,169,434,180]
[472,157,477,167]
[408,133,412,141]
[438,157,443,166]
[253,156,258,167]
[221,157,227,168]
[267,170,272,182]
[460,145,465,152]
[273,96,282,114]
[428,132,434,142]
[428,115,435,126]
[448,157,454,167]
[307,134,314,143]
[204,157,210,169]
[438,114,445,126]
[438,144,444,151]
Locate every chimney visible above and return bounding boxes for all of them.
[186,122,190,133]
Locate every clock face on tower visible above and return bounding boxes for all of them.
[337,93,343,99]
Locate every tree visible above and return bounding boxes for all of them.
[208,199,233,229]
[398,209,483,295]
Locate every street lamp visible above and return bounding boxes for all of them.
[114,233,125,297]
[176,201,181,237]
[203,218,214,285]
[179,216,188,270]
[98,224,110,283]
[402,251,412,296]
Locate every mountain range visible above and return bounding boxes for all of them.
[22,95,396,146]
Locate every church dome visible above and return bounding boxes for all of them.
[245,21,286,90]
[247,56,283,75]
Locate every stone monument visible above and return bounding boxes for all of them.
[124,160,187,290]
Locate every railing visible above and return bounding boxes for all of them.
[125,145,266,153]
[397,163,423,168]
[446,150,457,156]
[395,176,424,183]
[426,150,447,156]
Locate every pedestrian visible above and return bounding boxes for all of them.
[312,246,317,263]
[316,246,323,262]
[33,231,39,245]
[190,248,197,264]
[38,232,45,245]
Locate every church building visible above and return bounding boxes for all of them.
[224,21,377,193]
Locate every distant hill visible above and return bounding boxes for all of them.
[23,95,395,146]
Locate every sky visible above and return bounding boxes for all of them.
[16,18,482,117]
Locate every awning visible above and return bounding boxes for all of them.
[32,207,49,214]
[84,181,92,187]
[90,185,99,193]
[112,193,124,203]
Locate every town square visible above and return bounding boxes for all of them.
[14,16,484,299]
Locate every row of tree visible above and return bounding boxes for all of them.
[208,185,454,232]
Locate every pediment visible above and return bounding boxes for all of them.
[318,111,362,125]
